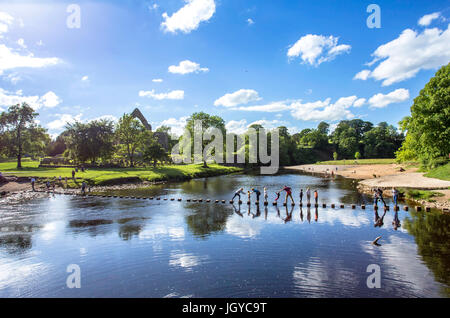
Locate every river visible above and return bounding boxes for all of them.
[1,171,449,297]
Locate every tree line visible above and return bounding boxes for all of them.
[1,63,447,169]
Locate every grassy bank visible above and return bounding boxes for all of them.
[316,158,396,165]
[398,188,445,202]
[424,163,450,181]
[0,160,243,187]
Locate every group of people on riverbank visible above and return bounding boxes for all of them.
[232,186,319,205]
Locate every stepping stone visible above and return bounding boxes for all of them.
[403,206,409,211]
[340,204,345,208]
[170,198,174,201]
[322,203,327,208]
[416,206,422,212]
[331,204,335,208]
[178,198,182,201]
[264,202,268,206]
[206,199,210,202]
[351,204,356,209]
[222,200,226,203]
[361,205,366,209]
[425,206,431,212]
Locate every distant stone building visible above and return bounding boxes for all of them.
[131,108,169,151]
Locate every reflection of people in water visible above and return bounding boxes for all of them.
[374,209,387,227]
[299,189,303,204]
[299,207,304,222]
[282,205,293,223]
[264,206,268,220]
[275,205,281,218]
[232,203,243,217]
[264,187,268,203]
[392,210,401,230]
[307,207,311,223]
[315,207,318,222]
[252,205,261,219]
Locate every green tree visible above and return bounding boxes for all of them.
[333,152,338,161]
[143,136,168,167]
[355,151,361,160]
[115,114,149,167]
[396,63,450,166]
[184,112,226,167]
[0,103,50,168]
[64,119,115,164]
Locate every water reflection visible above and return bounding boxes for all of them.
[1,172,450,297]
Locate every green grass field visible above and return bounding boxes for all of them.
[424,163,450,181]
[0,160,242,187]
[316,158,397,165]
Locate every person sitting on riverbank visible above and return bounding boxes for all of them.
[281,185,294,205]
[251,188,261,202]
[231,188,245,202]
[72,170,76,180]
[46,181,51,191]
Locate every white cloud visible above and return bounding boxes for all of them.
[5,72,21,84]
[157,116,189,137]
[168,60,209,74]
[287,34,351,66]
[161,0,216,34]
[353,69,371,80]
[418,12,441,26]
[0,88,62,110]
[225,119,248,134]
[148,3,159,11]
[368,88,410,108]
[81,75,89,81]
[40,91,62,108]
[0,12,14,37]
[139,89,184,100]
[0,44,61,75]
[353,98,366,107]
[152,78,163,83]
[47,113,83,130]
[355,24,450,86]
[214,89,262,107]
[247,18,254,25]
[233,100,292,112]
[290,96,357,121]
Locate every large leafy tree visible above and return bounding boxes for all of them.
[396,63,450,165]
[64,119,115,164]
[184,112,226,167]
[0,103,50,168]
[143,135,168,167]
[115,114,150,167]
[363,122,404,158]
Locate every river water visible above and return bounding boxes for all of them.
[1,172,449,297]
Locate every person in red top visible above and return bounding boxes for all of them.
[280,185,294,205]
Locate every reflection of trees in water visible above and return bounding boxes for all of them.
[68,219,114,237]
[185,205,233,239]
[403,210,450,296]
[119,224,143,241]
[0,234,32,253]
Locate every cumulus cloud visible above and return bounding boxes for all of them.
[0,88,62,110]
[368,88,410,108]
[152,78,163,83]
[247,18,254,25]
[287,34,351,66]
[81,75,89,82]
[168,60,209,74]
[0,44,61,75]
[214,89,262,107]
[290,96,357,121]
[47,113,83,130]
[139,89,184,100]
[418,12,441,26]
[0,11,14,37]
[157,116,189,137]
[161,0,216,34]
[354,24,450,86]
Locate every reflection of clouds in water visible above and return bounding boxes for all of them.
[39,221,62,241]
[0,260,48,291]
[139,225,185,241]
[169,250,208,272]
[292,257,359,297]
[80,247,88,256]
[362,235,442,297]
[317,209,370,227]
[163,292,193,298]
[225,215,265,238]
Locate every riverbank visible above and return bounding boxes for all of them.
[285,163,450,211]
[0,163,243,202]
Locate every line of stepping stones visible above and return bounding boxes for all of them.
[32,190,434,212]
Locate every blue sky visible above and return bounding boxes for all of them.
[0,0,449,138]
